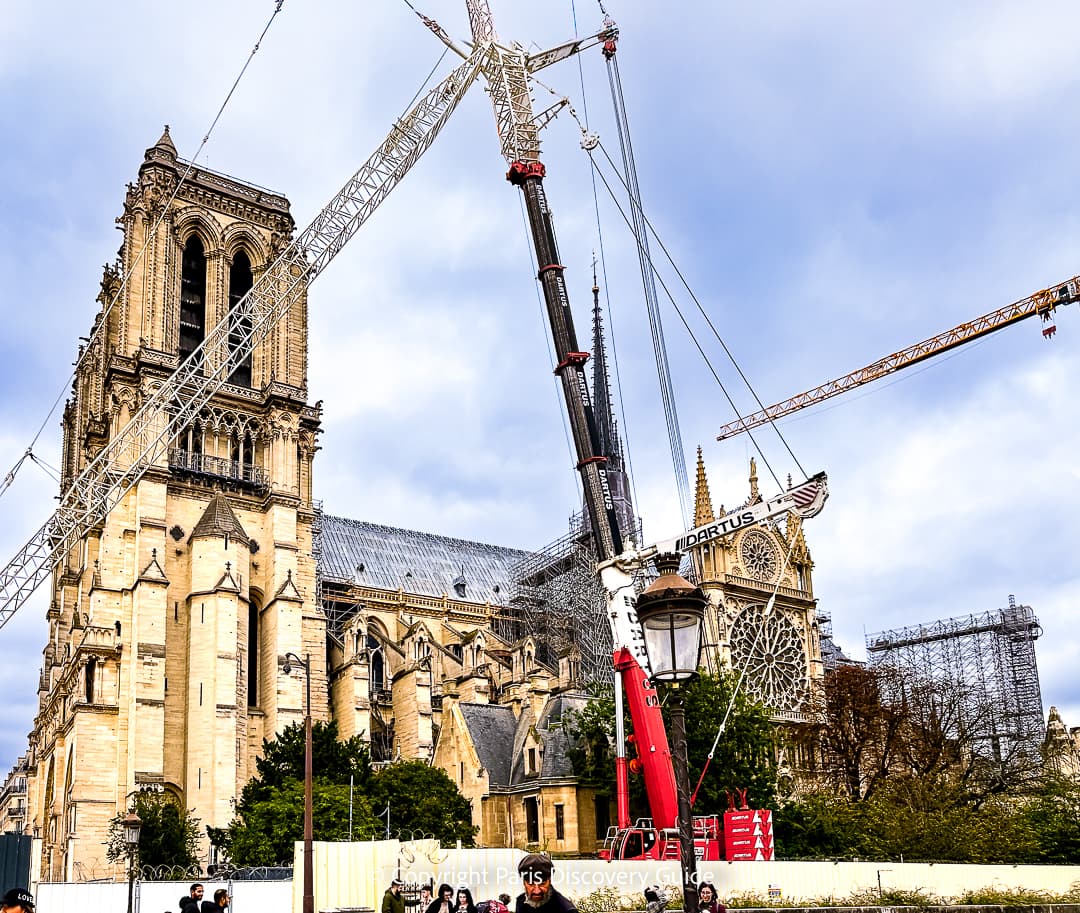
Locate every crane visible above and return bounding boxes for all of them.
[716,276,1079,441]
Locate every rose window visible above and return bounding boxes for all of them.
[728,605,806,712]
[740,530,778,581]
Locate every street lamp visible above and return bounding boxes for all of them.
[635,552,707,913]
[121,810,142,913]
[284,651,314,913]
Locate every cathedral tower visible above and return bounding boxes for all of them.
[689,451,823,719]
[26,129,324,879]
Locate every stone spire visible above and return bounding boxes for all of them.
[693,446,715,526]
[146,124,177,162]
[749,456,760,501]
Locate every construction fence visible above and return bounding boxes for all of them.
[32,841,1080,913]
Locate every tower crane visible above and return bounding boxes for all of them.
[716,276,1079,441]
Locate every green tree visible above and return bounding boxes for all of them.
[1021,774,1080,863]
[220,720,476,865]
[677,672,779,813]
[106,790,202,873]
[368,761,477,845]
[223,780,377,866]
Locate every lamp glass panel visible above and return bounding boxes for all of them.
[641,610,702,681]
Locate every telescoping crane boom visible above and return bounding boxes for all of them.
[716,276,1080,441]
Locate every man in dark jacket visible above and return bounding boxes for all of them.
[514,854,576,913]
[201,887,229,912]
[383,877,415,913]
[180,883,204,912]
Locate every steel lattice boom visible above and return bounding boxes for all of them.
[717,276,1079,441]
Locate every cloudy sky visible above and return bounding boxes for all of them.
[1,1,1078,776]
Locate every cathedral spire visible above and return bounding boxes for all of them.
[586,259,637,542]
[749,456,760,501]
[591,254,618,462]
[694,446,715,526]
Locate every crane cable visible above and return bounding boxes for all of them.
[603,51,693,528]
[690,530,801,806]
[0,0,287,503]
[579,139,799,489]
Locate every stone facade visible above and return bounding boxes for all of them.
[0,756,29,835]
[1044,706,1080,778]
[688,451,824,723]
[25,129,323,880]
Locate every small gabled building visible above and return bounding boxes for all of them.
[433,639,604,853]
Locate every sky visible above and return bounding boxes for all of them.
[1,1,1079,776]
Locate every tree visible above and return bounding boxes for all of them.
[368,761,477,845]
[677,672,779,813]
[106,790,202,873]
[219,721,476,865]
[223,780,376,866]
[807,663,904,801]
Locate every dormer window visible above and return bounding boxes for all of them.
[527,746,538,776]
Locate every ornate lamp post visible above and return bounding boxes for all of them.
[635,552,707,913]
[121,810,142,913]
[284,652,313,913]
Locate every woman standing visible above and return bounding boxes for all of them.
[697,883,724,913]
[426,885,455,913]
[455,886,477,913]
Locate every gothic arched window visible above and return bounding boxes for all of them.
[228,250,254,386]
[367,633,385,692]
[179,235,207,366]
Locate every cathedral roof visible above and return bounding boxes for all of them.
[320,515,533,601]
[190,493,249,543]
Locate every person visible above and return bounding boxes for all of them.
[514,853,575,913]
[643,885,667,913]
[485,893,511,913]
[455,886,477,913]
[697,883,724,913]
[384,878,412,913]
[419,883,434,911]
[201,887,229,912]
[426,883,455,913]
[0,889,34,913]
[180,883,204,913]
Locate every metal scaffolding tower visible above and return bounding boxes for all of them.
[866,595,1045,764]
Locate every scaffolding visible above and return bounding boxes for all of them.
[500,509,645,686]
[866,595,1045,764]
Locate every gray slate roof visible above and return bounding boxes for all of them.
[457,692,591,789]
[459,702,519,787]
[320,514,533,601]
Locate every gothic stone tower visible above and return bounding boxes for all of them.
[25,129,325,880]
[688,450,823,720]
